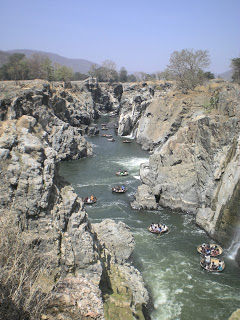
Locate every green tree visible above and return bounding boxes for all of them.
[73,72,88,80]
[54,64,74,82]
[1,53,29,81]
[127,74,137,82]
[204,71,215,80]
[119,67,128,82]
[42,57,54,82]
[166,49,210,91]
[231,58,240,84]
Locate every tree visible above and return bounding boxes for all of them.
[54,64,73,82]
[231,58,240,84]
[119,67,128,82]
[88,64,99,78]
[127,74,137,82]
[204,71,215,80]
[102,60,118,82]
[0,53,29,81]
[73,72,88,81]
[42,57,54,82]
[134,72,149,82]
[166,49,210,91]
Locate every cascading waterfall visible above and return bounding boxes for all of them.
[227,227,240,259]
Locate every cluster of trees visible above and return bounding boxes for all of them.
[88,60,159,83]
[0,54,161,84]
[0,53,88,82]
[1,50,239,91]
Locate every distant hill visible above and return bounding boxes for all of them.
[0,49,99,74]
[217,70,233,81]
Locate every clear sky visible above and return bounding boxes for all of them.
[1,0,239,74]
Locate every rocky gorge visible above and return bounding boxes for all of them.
[1,77,240,319]
[0,80,148,319]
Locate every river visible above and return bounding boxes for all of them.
[60,116,240,320]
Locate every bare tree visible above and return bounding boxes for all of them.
[102,60,117,82]
[166,49,210,91]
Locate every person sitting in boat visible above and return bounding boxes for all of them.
[85,197,88,202]
[211,248,219,256]
[218,262,223,271]
[90,195,94,201]
[205,255,211,268]
[150,223,157,231]
[210,261,218,271]
[121,185,125,191]
[206,245,211,256]
[162,224,167,231]
[158,224,162,233]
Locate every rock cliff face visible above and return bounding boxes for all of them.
[0,80,149,319]
[119,81,240,249]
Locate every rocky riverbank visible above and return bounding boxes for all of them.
[0,80,149,319]
[118,80,240,263]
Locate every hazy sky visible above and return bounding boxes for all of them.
[1,0,239,74]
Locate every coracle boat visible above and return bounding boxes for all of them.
[200,257,225,272]
[112,186,126,193]
[101,134,113,138]
[116,170,129,176]
[83,197,97,204]
[197,243,223,256]
[148,224,168,235]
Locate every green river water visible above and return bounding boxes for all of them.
[59,116,240,320]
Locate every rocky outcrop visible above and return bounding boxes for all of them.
[124,81,240,248]
[117,83,155,137]
[0,80,96,160]
[93,219,149,320]
[229,309,240,320]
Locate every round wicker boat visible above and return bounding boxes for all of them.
[197,244,223,256]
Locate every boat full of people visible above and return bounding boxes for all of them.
[112,185,126,193]
[200,256,225,272]
[101,134,113,138]
[197,243,223,256]
[148,223,168,235]
[116,169,129,176]
[83,196,97,204]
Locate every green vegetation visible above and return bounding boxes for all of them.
[231,57,240,84]
[203,92,219,113]
[0,53,88,82]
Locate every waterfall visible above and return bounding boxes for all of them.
[227,228,240,260]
